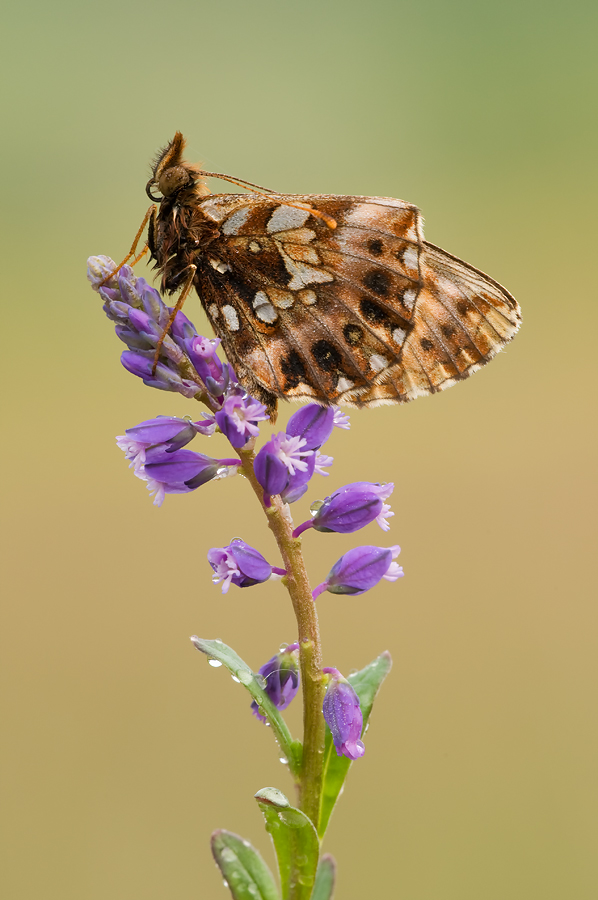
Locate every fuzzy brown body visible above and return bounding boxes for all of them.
[145,133,521,414]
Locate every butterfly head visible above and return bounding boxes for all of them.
[146,131,208,203]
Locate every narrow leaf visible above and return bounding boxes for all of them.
[312,854,336,900]
[211,829,280,900]
[318,651,392,837]
[191,637,301,776]
[255,787,320,900]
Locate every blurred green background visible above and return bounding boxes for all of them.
[1,0,596,898]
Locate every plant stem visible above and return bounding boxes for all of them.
[238,445,326,829]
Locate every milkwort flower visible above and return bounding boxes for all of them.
[254,433,313,505]
[312,545,403,599]
[285,403,351,450]
[293,482,395,537]
[251,643,300,722]
[215,392,270,449]
[131,447,241,507]
[322,667,365,760]
[208,539,286,594]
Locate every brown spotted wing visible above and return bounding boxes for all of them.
[143,133,521,414]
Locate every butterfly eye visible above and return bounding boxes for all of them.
[158,165,192,197]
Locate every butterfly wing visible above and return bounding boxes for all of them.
[195,193,520,411]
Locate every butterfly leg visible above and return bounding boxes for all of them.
[99,205,156,286]
[151,264,197,374]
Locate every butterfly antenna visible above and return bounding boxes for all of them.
[198,171,337,230]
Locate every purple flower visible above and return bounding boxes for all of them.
[285,405,336,451]
[293,482,394,538]
[322,667,365,760]
[120,350,200,399]
[116,416,199,474]
[254,433,313,504]
[251,643,300,722]
[207,539,285,594]
[312,545,403,599]
[133,447,240,507]
[215,393,270,449]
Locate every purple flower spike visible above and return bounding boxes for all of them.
[312,545,403,599]
[293,482,395,538]
[251,643,300,722]
[254,433,313,503]
[207,539,283,594]
[285,404,336,451]
[322,667,365,760]
[215,394,270,449]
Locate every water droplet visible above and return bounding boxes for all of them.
[279,757,288,765]
[279,642,289,652]
[231,675,240,683]
[208,658,223,668]
[310,499,324,516]
[255,674,267,689]
[237,669,253,685]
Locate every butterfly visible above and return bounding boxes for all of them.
[116,132,521,417]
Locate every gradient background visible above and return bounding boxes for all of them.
[1,1,597,898]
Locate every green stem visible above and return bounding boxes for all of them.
[238,445,326,830]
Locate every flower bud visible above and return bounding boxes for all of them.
[285,404,336,451]
[207,539,285,593]
[322,667,365,760]
[251,643,300,722]
[312,545,403,599]
[293,482,394,538]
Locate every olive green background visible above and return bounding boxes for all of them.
[1,0,596,898]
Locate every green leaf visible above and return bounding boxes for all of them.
[255,787,320,900]
[191,637,302,777]
[311,854,336,900]
[318,651,392,837]
[211,830,280,900]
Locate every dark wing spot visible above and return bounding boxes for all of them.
[456,301,468,316]
[312,340,343,372]
[343,323,363,346]
[363,269,391,297]
[360,298,390,326]
[420,338,434,351]
[281,350,307,388]
[441,325,455,338]
[368,239,384,257]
